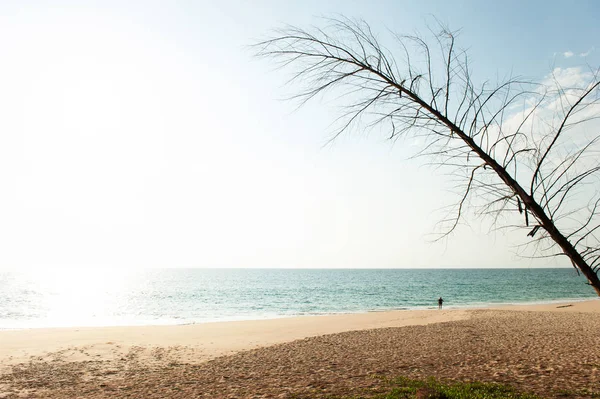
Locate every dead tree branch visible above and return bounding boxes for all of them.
[254,17,600,295]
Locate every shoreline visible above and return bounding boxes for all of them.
[2,295,597,332]
[1,299,598,370]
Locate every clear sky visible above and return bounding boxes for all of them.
[0,1,598,268]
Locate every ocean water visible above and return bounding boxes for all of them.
[0,268,597,329]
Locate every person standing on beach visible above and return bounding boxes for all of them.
[438,297,444,310]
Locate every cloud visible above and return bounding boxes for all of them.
[580,47,594,57]
[563,51,574,58]
[548,66,591,86]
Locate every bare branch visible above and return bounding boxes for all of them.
[255,17,600,295]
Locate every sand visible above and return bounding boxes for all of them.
[1,299,599,398]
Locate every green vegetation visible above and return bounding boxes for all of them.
[373,377,541,399]
[293,377,542,399]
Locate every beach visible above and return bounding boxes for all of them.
[1,300,599,398]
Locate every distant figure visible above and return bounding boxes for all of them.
[438,297,444,310]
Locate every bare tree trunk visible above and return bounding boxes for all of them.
[527,200,600,296]
[410,90,600,295]
[255,18,600,294]
[412,91,600,296]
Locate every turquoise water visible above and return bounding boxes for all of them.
[0,268,597,329]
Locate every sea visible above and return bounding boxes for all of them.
[0,268,597,329]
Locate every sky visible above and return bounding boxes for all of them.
[0,0,598,269]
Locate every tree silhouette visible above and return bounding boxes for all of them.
[255,18,600,295]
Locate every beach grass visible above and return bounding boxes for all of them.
[378,377,541,399]
[293,377,542,399]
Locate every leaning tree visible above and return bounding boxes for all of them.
[254,18,600,295]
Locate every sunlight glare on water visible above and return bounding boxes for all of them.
[16,268,138,328]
